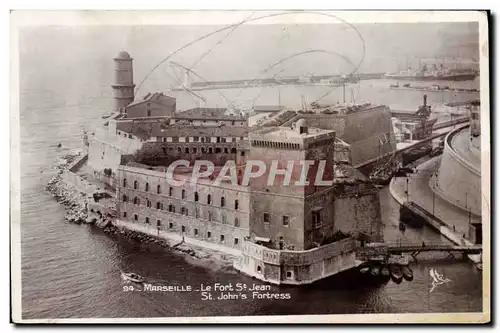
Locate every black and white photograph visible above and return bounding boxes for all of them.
[10,10,490,323]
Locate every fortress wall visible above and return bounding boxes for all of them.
[436,128,481,216]
[333,192,383,242]
[88,137,125,173]
[343,106,395,165]
[118,203,249,250]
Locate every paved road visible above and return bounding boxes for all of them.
[391,156,480,238]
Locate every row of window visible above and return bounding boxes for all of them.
[261,213,321,228]
[160,136,244,143]
[122,183,240,209]
[263,213,291,227]
[161,146,237,155]
[122,199,241,226]
[124,213,240,245]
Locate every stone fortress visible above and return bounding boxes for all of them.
[434,100,482,243]
[85,51,394,285]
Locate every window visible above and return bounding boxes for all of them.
[241,151,245,157]
[193,147,197,154]
[134,214,138,221]
[123,212,127,218]
[221,197,225,207]
[224,148,229,154]
[122,195,128,202]
[168,204,175,213]
[201,137,205,143]
[234,238,239,245]
[134,181,138,189]
[123,179,127,187]
[146,200,151,208]
[182,189,186,199]
[257,266,262,273]
[194,192,199,202]
[208,211,212,221]
[181,207,186,215]
[207,194,212,205]
[283,216,290,227]
[156,202,162,210]
[234,218,240,227]
[185,137,190,143]
[157,185,161,194]
[208,147,213,154]
[220,235,225,243]
[169,187,173,196]
[215,147,222,153]
[193,136,199,142]
[194,228,199,236]
[145,217,150,224]
[169,222,173,229]
[221,214,227,224]
[221,138,226,143]
[162,147,167,154]
[286,271,293,279]
[195,208,200,218]
[181,226,186,233]
[234,200,239,210]
[201,147,206,153]
[207,231,211,238]
[185,147,189,154]
[217,137,221,143]
[312,210,322,228]
[162,138,167,143]
[177,147,181,153]
[145,183,149,192]
[263,213,270,223]
[133,197,139,205]
[157,220,161,227]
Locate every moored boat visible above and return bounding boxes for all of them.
[389,265,403,284]
[360,267,370,274]
[121,271,145,283]
[402,266,414,281]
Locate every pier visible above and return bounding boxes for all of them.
[171,72,385,91]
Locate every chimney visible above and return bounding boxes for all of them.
[423,94,427,107]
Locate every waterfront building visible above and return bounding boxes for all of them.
[86,51,387,285]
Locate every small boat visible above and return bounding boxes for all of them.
[370,266,381,276]
[389,265,403,284]
[360,267,370,274]
[121,272,145,283]
[402,266,414,281]
[399,222,406,231]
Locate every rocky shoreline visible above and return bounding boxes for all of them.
[45,153,234,266]
[45,154,90,224]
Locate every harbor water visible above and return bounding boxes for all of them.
[19,26,482,319]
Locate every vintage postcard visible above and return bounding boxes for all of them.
[10,10,490,323]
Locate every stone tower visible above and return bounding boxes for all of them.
[112,51,135,113]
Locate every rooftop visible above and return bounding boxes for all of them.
[176,107,246,120]
[250,125,335,144]
[116,121,249,140]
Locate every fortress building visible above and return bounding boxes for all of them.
[434,100,482,244]
[86,51,387,285]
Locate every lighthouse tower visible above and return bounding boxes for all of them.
[112,51,135,113]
